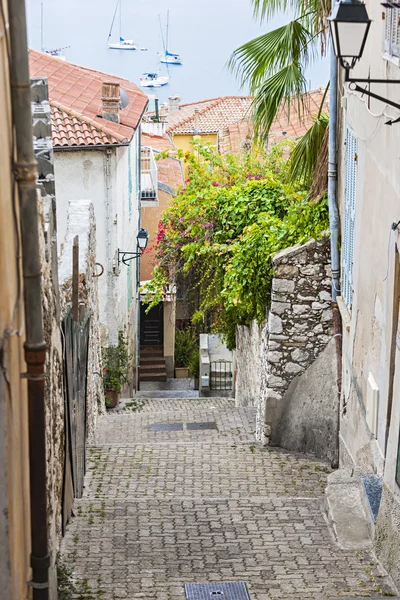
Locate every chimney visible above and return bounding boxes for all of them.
[168,93,181,114]
[101,82,120,123]
[194,108,200,132]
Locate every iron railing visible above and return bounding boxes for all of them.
[210,360,233,391]
[141,146,158,201]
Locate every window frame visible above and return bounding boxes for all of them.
[342,126,358,312]
[384,7,400,59]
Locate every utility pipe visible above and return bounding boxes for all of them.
[328,41,343,469]
[8,1,50,598]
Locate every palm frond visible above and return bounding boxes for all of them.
[288,113,329,183]
[229,21,315,91]
[252,0,331,22]
[251,63,308,141]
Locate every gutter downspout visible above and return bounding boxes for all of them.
[8,1,50,598]
[328,42,342,469]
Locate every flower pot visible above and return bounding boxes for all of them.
[175,367,189,378]
[105,389,119,409]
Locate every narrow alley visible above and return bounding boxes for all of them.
[60,397,395,600]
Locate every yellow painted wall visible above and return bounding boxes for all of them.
[171,133,218,175]
[0,4,32,598]
[140,188,173,282]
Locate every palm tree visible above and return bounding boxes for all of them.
[229,0,332,186]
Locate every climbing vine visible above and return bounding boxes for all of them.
[143,141,328,349]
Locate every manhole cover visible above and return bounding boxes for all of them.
[186,422,218,431]
[185,582,250,600]
[152,423,183,431]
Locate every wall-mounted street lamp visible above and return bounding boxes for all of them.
[329,0,400,124]
[118,228,149,266]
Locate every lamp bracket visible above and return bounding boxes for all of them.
[345,69,400,119]
[118,249,142,266]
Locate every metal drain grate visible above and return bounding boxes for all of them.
[185,582,250,600]
[186,422,218,431]
[152,423,183,431]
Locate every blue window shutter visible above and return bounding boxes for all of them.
[343,127,357,310]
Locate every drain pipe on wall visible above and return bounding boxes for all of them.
[8,1,50,598]
[328,42,342,469]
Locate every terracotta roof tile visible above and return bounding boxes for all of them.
[165,96,253,135]
[219,89,329,154]
[29,49,148,144]
[51,102,123,147]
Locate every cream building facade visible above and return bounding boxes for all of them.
[335,0,400,586]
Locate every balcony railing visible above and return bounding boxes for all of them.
[141,146,158,201]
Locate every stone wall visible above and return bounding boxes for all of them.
[236,236,337,460]
[59,199,105,439]
[235,320,266,407]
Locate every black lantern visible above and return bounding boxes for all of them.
[328,0,371,69]
[328,0,400,122]
[137,228,149,251]
[118,228,149,266]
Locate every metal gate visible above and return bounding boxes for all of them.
[210,360,233,391]
[63,310,91,499]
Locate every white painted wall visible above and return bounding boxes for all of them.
[54,128,141,351]
[337,0,400,496]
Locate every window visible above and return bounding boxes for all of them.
[384,7,400,58]
[342,127,357,311]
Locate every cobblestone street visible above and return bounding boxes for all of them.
[61,398,396,600]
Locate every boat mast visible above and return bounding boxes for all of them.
[166,10,169,53]
[119,0,122,39]
[108,0,119,43]
[158,14,167,55]
[40,1,44,52]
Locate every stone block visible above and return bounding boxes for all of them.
[271,301,290,315]
[319,290,331,302]
[293,304,309,315]
[312,301,330,310]
[272,278,295,293]
[291,348,309,362]
[313,324,324,334]
[276,265,299,278]
[267,374,285,387]
[284,362,304,374]
[268,351,282,363]
[300,264,321,276]
[321,308,333,322]
[268,313,283,334]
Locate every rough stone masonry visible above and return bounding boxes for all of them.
[236,236,337,460]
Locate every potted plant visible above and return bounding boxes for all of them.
[188,348,200,389]
[102,331,129,408]
[174,328,197,378]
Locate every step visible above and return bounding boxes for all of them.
[140,365,167,374]
[140,372,167,382]
[140,358,166,365]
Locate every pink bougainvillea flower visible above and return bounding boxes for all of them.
[185,178,191,183]
[194,236,199,241]
[103,368,107,372]
[180,217,184,222]
[212,182,219,187]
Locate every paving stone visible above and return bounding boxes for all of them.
[60,397,397,600]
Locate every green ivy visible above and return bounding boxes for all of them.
[143,141,329,349]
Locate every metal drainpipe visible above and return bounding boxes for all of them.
[8,0,50,598]
[328,42,343,469]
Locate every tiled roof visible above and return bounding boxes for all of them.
[51,101,123,147]
[29,49,148,144]
[166,96,253,135]
[142,132,183,190]
[219,89,329,154]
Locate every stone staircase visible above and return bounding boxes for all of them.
[140,346,167,382]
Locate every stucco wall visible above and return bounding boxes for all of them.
[336,0,400,586]
[0,26,31,599]
[235,237,336,460]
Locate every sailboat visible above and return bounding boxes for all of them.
[140,72,170,88]
[158,12,182,65]
[108,0,137,50]
[41,1,69,59]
